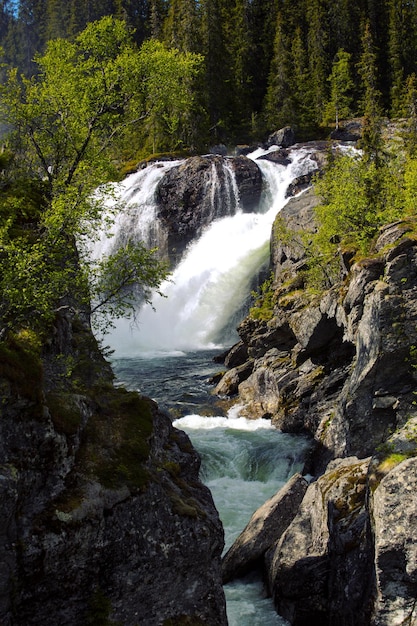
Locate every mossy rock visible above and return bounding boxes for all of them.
[46,392,84,435]
[80,387,154,491]
[0,330,43,406]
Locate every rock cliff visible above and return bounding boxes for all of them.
[215,157,417,624]
[0,310,227,625]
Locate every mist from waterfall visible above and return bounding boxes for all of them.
[94,146,318,356]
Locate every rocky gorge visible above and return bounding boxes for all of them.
[214,132,417,625]
[2,123,417,626]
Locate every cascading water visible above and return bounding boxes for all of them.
[91,159,182,258]
[97,146,318,356]
[99,145,318,625]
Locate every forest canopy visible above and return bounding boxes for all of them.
[2,0,417,145]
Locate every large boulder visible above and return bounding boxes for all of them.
[266,126,296,148]
[266,457,373,626]
[371,457,417,625]
[156,154,263,265]
[222,473,308,583]
[0,312,227,626]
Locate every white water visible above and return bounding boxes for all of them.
[91,160,182,258]
[173,410,310,626]
[98,146,318,356]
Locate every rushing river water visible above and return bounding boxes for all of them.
[112,350,310,626]
[94,145,320,623]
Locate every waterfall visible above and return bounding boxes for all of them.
[90,160,182,258]
[207,159,241,219]
[94,146,319,356]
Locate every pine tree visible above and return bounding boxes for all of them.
[149,0,167,40]
[306,0,329,126]
[291,25,315,136]
[200,0,231,140]
[45,0,70,40]
[162,0,200,53]
[225,0,253,136]
[324,49,354,129]
[403,73,417,157]
[248,0,278,116]
[264,10,293,131]
[14,0,45,74]
[357,21,383,161]
[387,0,417,116]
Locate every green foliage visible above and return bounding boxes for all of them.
[307,146,408,289]
[0,329,43,404]
[0,17,201,332]
[249,273,276,321]
[87,240,170,333]
[133,39,204,154]
[323,49,354,129]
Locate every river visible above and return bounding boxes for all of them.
[111,349,310,626]
[94,145,318,623]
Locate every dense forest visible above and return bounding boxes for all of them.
[2,0,417,149]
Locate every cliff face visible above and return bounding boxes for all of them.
[0,312,226,626]
[216,183,417,624]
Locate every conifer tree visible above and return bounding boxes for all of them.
[291,25,315,136]
[200,0,231,140]
[149,0,167,39]
[248,0,278,116]
[403,73,417,157]
[162,0,200,53]
[324,49,354,129]
[357,20,383,161]
[306,0,329,125]
[264,10,293,131]
[225,0,253,135]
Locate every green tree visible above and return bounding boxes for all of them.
[306,0,329,126]
[200,0,231,140]
[357,21,383,162]
[224,0,253,135]
[309,150,404,289]
[323,49,354,129]
[162,0,200,54]
[291,25,315,136]
[403,73,417,157]
[0,17,203,331]
[264,10,293,131]
[133,39,204,153]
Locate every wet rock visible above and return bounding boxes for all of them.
[156,155,263,264]
[222,473,308,583]
[266,126,296,149]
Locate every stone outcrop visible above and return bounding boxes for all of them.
[215,170,417,623]
[267,457,373,626]
[222,473,308,583]
[0,311,226,626]
[266,126,296,149]
[155,154,263,265]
